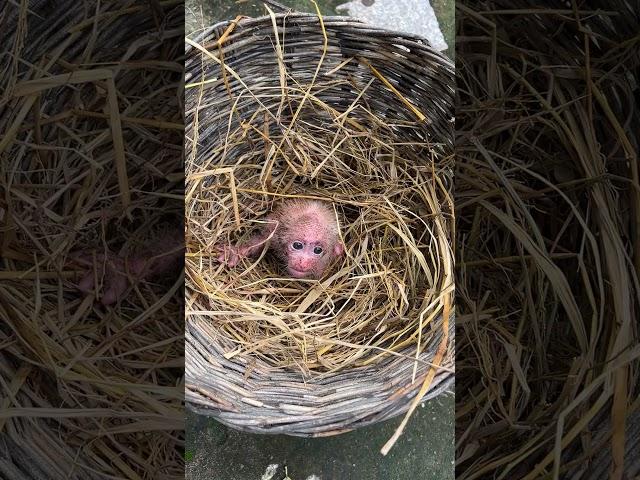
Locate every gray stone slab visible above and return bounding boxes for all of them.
[336,0,448,51]
[186,392,454,480]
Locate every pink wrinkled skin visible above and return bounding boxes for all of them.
[69,230,182,305]
[70,252,149,305]
[216,200,344,279]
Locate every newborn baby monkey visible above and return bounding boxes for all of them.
[217,200,344,279]
[69,228,183,305]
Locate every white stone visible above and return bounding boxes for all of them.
[261,464,279,480]
[335,0,448,51]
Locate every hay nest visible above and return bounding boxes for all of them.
[185,9,455,437]
[0,1,183,479]
[456,1,640,478]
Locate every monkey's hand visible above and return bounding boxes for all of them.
[216,244,252,267]
[68,251,148,305]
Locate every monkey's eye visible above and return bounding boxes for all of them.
[313,246,323,255]
[292,241,304,250]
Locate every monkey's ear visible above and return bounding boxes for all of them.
[334,242,344,256]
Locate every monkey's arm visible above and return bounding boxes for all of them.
[69,228,183,305]
[144,229,184,277]
[217,216,278,267]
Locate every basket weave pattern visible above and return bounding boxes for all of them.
[185,13,454,436]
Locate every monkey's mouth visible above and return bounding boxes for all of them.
[288,267,311,278]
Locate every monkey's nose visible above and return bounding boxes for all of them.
[295,259,313,271]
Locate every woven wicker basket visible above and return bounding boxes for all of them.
[185,9,454,436]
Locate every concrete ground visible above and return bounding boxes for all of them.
[185,1,455,478]
[186,393,454,480]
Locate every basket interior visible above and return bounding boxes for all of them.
[185,13,454,434]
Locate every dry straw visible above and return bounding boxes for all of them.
[185,4,455,443]
[456,1,640,479]
[0,1,183,479]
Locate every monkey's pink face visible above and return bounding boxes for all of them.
[285,238,344,279]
